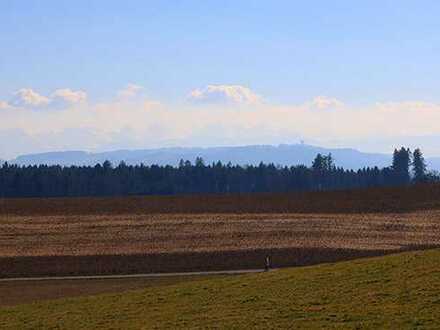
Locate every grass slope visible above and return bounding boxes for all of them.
[1,249,439,329]
[0,276,222,308]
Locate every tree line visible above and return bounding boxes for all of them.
[0,147,437,198]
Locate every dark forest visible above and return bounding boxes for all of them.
[0,147,437,198]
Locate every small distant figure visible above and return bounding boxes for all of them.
[264,254,271,271]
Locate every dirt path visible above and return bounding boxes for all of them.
[0,269,264,282]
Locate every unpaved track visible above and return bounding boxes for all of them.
[0,269,265,283]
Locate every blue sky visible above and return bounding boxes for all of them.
[1,1,440,158]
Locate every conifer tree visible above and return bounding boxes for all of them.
[392,147,411,185]
[412,148,427,183]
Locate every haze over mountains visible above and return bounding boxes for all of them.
[4,144,440,171]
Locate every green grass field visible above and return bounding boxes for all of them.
[1,249,439,329]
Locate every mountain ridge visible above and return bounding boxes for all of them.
[6,144,440,171]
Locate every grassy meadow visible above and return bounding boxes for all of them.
[1,249,439,329]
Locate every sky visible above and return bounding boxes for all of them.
[1,1,440,159]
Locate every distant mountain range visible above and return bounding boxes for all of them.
[4,144,440,171]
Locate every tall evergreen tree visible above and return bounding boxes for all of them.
[392,147,411,185]
[412,148,427,183]
[323,153,335,172]
[312,154,325,172]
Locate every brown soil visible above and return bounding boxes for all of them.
[1,212,439,257]
[2,185,440,278]
[0,211,439,277]
[1,184,440,216]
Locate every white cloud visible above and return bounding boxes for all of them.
[10,88,50,108]
[117,84,144,99]
[51,88,87,104]
[188,85,262,105]
[3,85,440,158]
[6,88,87,110]
[310,96,344,110]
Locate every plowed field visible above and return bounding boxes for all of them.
[1,210,439,277]
[1,212,439,257]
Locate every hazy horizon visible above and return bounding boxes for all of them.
[4,142,391,160]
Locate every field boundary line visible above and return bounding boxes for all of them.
[0,269,269,282]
